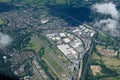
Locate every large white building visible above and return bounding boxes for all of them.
[57,44,78,62]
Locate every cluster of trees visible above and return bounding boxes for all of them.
[86,43,118,80]
[96,32,119,51]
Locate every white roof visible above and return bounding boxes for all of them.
[67,33,71,36]
[40,19,49,24]
[55,37,60,40]
[59,33,66,37]
[57,44,70,55]
[79,25,84,28]
[63,38,70,43]
[90,32,95,37]
[3,56,7,59]
[57,44,78,61]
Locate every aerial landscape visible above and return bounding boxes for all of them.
[0,0,120,80]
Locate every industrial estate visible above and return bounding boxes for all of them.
[0,0,120,80]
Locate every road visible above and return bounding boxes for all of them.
[78,59,83,80]
[80,39,94,80]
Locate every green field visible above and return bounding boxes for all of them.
[90,46,120,80]
[12,0,68,5]
[0,19,4,25]
[26,36,41,52]
[92,51,120,67]
[38,34,50,46]
[0,0,10,2]
[43,52,64,75]
[55,0,67,4]
[40,10,49,18]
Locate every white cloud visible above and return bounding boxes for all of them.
[92,2,120,36]
[0,32,12,49]
[92,2,119,19]
[97,19,118,29]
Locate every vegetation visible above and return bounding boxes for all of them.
[40,10,49,18]
[96,32,120,49]
[12,0,67,5]
[26,36,41,53]
[43,52,64,75]
[55,0,67,5]
[0,0,10,2]
[86,44,120,80]
[54,48,70,64]
[0,18,4,25]
[96,32,115,45]
[38,47,44,57]
[37,46,58,79]
[38,59,57,79]
[39,34,50,45]
[11,33,30,50]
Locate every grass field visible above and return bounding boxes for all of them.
[92,52,101,60]
[55,0,67,4]
[92,51,120,67]
[0,19,4,25]
[91,46,120,80]
[40,11,49,18]
[39,34,50,46]
[93,45,120,67]
[54,49,70,64]
[38,34,65,77]
[43,52,64,75]
[0,0,10,2]
[26,36,41,52]
[102,57,120,67]
[13,0,68,5]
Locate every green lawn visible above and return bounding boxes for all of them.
[26,36,41,52]
[92,49,120,67]
[39,34,50,46]
[40,11,49,18]
[0,0,10,2]
[12,0,68,5]
[0,19,4,25]
[43,52,64,75]
[55,0,67,4]
[91,47,120,79]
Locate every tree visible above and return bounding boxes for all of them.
[38,47,44,57]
